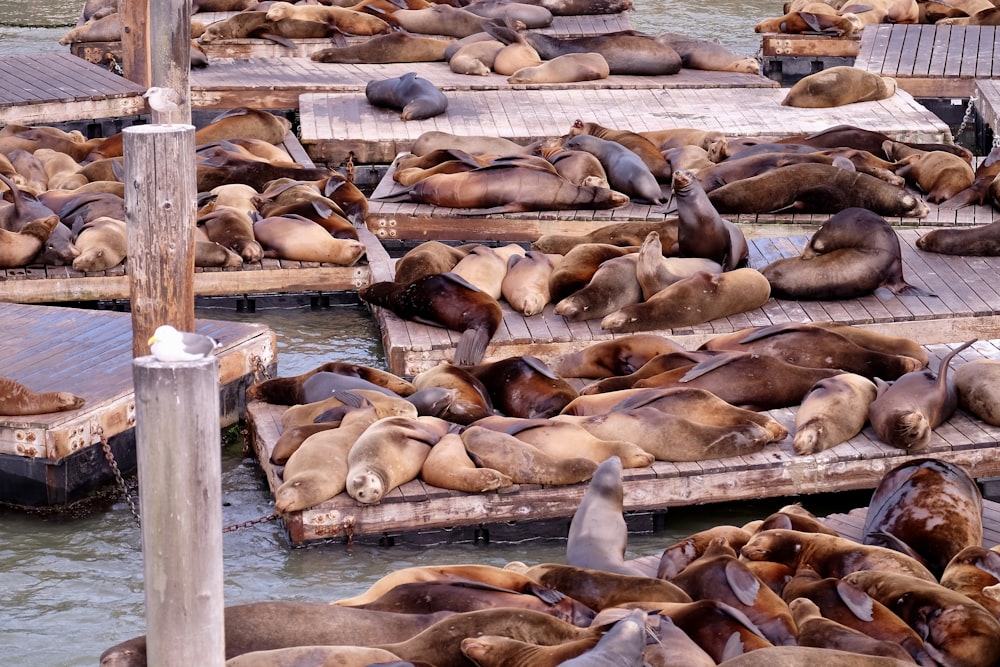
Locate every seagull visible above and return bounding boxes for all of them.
[148,325,221,362]
[143,87,183,124]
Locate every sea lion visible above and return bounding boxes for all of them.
[197,207,263,262]
[507,52,609,84]
[311,32,451,63]
[522,562,690,610]
[843,570,1000,667]
[740,529,937,581]
[253,215,365,265]
[198,11,333,44]
[547,243,635,302]
[955,358,1000,425]
[298,371,405,403]
[468,355,577,418]
[194,240,243,269]
[365,72,448,121]
[264,1,392,34]
[549,334,685,378]
[656,525,755,579]
[345,415,450,504]
[460,634,599,667]
[224,646,404,667]
[448,39,505,75]
[940,546,1000,619]
[868,340,975,451]
[71,216,127,272]
[861,458,983,578]
[273,404,381,513]
[461,425,598,485]
[761,207,928,299]
[792,374,877,455]
[557,608,647,666]
[668,538,798,646]
[379,4,493,37]
[0,214,59,269]
[937,146,1000,209]
[0,376,85,415]
[555,254,642,322]
[392,239,472,285]
[58,12,123,44]
[707,163,931,218]
[776,124,973,162]
[565,456,644,575]
[33,148,87,190]
[716,646,917,666]
[279,390,418,432]
[644,599,775,663]
[671,169,748,270]
[695,151,855,193]
[579,350,717,394]
[359,272,503,365]
[501,251,557,316]
[536,136,609,187]
[563,134,666,204]
[917,220,1000,256]
[464,0,554,27]
[600,269,771,335]
[655,32,760,73]
[882,140,976,205]
[411,363,493,424]
[247,362,414,405]
[532,219,678,255]
[419,432,513,493]
[568,119,673,183]
[491,32,545,76]
[409,131,529,157]
[788,598,918,664]
[782,67,897,108]
[449,244,507,299]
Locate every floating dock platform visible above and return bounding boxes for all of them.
[245,340,1000,544]
[0,302,276,507]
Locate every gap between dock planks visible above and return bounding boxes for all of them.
[247,340,1000,543]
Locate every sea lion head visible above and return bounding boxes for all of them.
[885,410,931,450]
[347,470,386,505]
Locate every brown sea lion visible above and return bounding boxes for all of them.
[563,134,666,204]
[671,169,748,270]
[844,570,1000,667]
[579,350,717,395]
[937,146,1000,209]
[600,269,771,335]
[707,163,930,217]
[716,646,917,666]
[197,207,262,263]
[365,72,448,121]
[861,458,983,578]
[507,52,609,84]
[741,529,937,581]
[655,32,759,73]
[460,634,599,667]
[461,425,598,485]
[522,562,690,611]
[917,220,1000,256]
[695,151,854,193]
[381,4,494,37]
[536,136,609,187]
[198,11,333,44]
[882,140,975,204]
[656,525,754,579]
[411,363,492,424]
[0,215,59,268]
[419,432,513,493]
[555,254,642,322]
[568,120,673,183]
[532,219,678,255]
[645,600,775,663]
[775,124,973,162]
[549,334,685,379]
[359,272,503,366]
[247,362,414,405]
[547,243,635,302]
[782,67,897,108]
[761,207,929,299]
[253,215,366,265]
[807,322,928,367]
[264,1,392,34]
[867,339,975,451]
[311,32,451,63]
[71,216,127,272]
[954,358,1000,426]
[788,598,918,664]
[754,4,863,37]
[792,373,877,455]
[0,376,85,415]
[468,355,577,418]
[224,646,404,667]
[392,240,472,285]
[940,546,1000,619]
[463,0,554,27]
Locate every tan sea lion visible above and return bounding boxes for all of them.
[0,215,59,268]
[600,269,771,335]
[409,131,529,157]
[793,374,877,455]
[782,67,897,108]
[0,376,85,415]
[194,240,243,269]
[531,219,678,255]
[555,254,642,322]
[365,72,448,121]
[411,363,493,424]
[391,239,474,285]
[501,251,557,316]
[71,216,126,272]
[861,458,983,578]
[33,148,87,190]
[507,52,609,84]
[419,431,512,493]
[311,32,451,63]
[448,39,505,75]
[461,425,598,485]
[264,1,392,34]
[345,415,449,504]
[882,140,976,204]
[547,243,635,303]
[868,340,975,451]
[198,11,333,44]
[463,0,554,27]
[224,646,404,667]
[491,28,544,75]
[671,168,749,270]
[955,358,1000,425]
[655,32,760,73]
[252,215,365,265]
[460,634,599,667]
[549,334,685,379]
[379,4,491,37]
[449,244,507,299]
[522,562,690,611]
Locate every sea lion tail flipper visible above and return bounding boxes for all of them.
[937,187,981,209]
[257,32,297,49]
[455,327,491,366]
[679,352,744,382]
[890,281,936,298]
[525,582,567,604]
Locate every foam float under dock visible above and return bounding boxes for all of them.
[245,340,1000,544]
[0,302,276,507]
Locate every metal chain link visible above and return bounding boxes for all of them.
[252,354,273,382]
[223,512,280,533]
[955,90,979,140]
[99,426,141,527]
[345,152,356,184]
[103,53,123,76]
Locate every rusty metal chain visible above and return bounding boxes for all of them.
[251,354,273,382]
[345,152,356,184]
[103,53,124,76]
[223,512,281,533]
[99,426,141,527]
[955,90,979,142]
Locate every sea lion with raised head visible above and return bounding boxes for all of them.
[868,340,975,451]
[671,169,748,270]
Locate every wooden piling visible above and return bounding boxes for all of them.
[125,124,197,357]
[121,0,193,124]
[133,355,225,667]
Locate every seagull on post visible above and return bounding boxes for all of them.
[143,87,183,124]
[148,325,221,362]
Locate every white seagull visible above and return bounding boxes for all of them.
[148,325,221,362]
[143,87,183,124]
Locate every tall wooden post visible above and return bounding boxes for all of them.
[121,0,192,124]
[133,355,225,667]
[125,125,197,357]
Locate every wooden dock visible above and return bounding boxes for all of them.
[0,302,276,507]
[301,84,947,164]
[975,78,1000,141]
[246,339,1000,544]
[759,33,861,86]
[824,499,1000,545]
[854,24,999,98]
[0,52,145,125]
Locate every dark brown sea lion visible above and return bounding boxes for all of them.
[740,529,937,581]
[917,220,1000,256]
[247,362,414,404]
[404,163,629,213]
[696,152,853,192]
[867,339,975,451]
[882,140,975,204]
[782,67,897,108]
[668,538,797,646]
[311,32,451,63]
[954,358,1000,426]
[365,72,448,121]
[789,598,918,664]
[775,124,973,162]
[468,355,577,418]
[861,458,983,578]
[563,134,666,204]
[411,363,492,424]
[671,169,748,270]
[199,11,335,44]
[937,146,1000,209]
[549,334,685,378]
[195,148,333,193]
[0,376,85,415]
[707,163,930,217]
[555,254,642,321]
[647,600,775,663]
[567,120,672,183]
[264,1,392,34]
[600,269,771,335]
[531,219,677,255]
[792,373,877,455]
[700,322,923,380]
[761,207,929,299]
[715,646,917,666]
[579,350,717,394]
[359,272,503,365]
[484,22,681,75]
[843,570,1000,667]
[940,546,1000,619]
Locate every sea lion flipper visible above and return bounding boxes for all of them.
[679,352,745,382]
[455,327,490,366]
[522,354,561,380]
[257,32,297,49]
[835,580,875,621]
[525,582,567,605]
[891,282,936,298]
[723,559,760,607]
[332,389,367,409]
[441,271,484,293]
[864,529,925,564]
